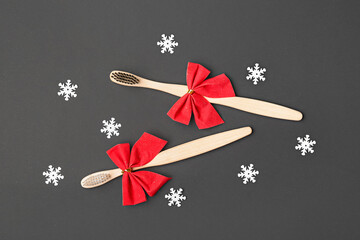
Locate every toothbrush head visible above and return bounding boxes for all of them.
[110,71,140,86]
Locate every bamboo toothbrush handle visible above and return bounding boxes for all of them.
[207,96,303,121]
[135,126,252,170]
[139,79,302,121]
[137,78,188,97]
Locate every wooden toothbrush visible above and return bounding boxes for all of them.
[81,126,252,188]
[110,71,303,121]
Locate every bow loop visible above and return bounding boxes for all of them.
[106,143,130,170]
[107,133,171,206]
[129,132,167,167]
[186,62,211,89]
[168,62,235,129]
[194,73,235,98]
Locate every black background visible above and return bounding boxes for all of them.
[1,1,359,239]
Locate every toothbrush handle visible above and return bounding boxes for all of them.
[207,96,303,121]
[138,78,188,97]
[140,80,302,121]
[135,126,252,169]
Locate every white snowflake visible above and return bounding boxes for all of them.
[157,34,179,54]
[100,117,122,139]
[43,165,64,186]
[246,63,266,85]
[295,134,316,156]
[58,79,78,101]
[165,188,186,207]
[237,164,259,184]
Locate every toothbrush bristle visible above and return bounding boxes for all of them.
[82,173,111,187]
[111,72,140,85]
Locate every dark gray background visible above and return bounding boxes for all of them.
[1,0,359,239]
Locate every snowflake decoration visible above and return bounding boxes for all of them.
[100,117,122,139]
[237,164,259,184]
[165,188,186,207]
[58,79,78,101]
[246,63,266,85]
[43,165,64,186]
[157,34,178,54]
[295,134,316,156]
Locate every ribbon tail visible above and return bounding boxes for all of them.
[191,93,224,129]
[132,171,171,197]
[167,94,192,125]
[122,172,147,206]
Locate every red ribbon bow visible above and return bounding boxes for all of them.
[167,62,235,129]
[107,133,171,206]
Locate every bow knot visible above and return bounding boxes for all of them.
[167,62,235,129]
[121,168,133,173]
[187,89,195,95]
[107,133,171,206]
